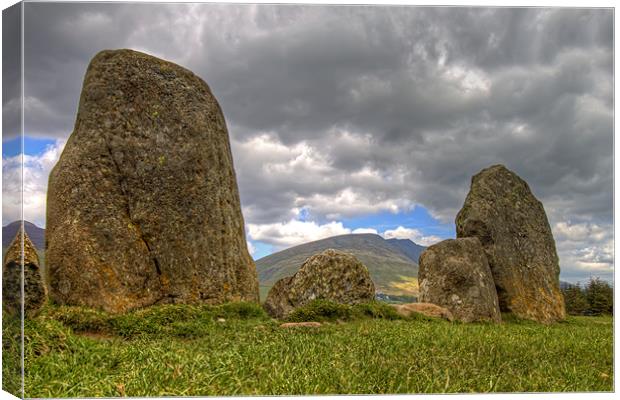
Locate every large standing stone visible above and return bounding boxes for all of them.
[46,49,258,313]
[3,227,47,317]
[456,164,565,323]
[263,249,375,318]
[418,238,501,323]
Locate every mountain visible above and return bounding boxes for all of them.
[3,220,45,250]
[255,233,425,300]
[385,238,426,264]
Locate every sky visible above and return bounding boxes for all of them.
[2,3,613,283]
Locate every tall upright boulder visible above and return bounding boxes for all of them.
[3,226,47,317]
[46,49,258,313]
[264,249,375,318]
[418,238,501,323]
[456,165,565,323]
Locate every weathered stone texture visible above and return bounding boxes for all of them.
[264,249,375,318]
[418,238,501,323]
[3,227,47,317]
[391,303,454,321]
[46,49,258,313]
[456,164,565,323]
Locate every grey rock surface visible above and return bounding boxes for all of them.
[264,249,375,318]
[46,49,258,313]
[3,227,47,317]
[456,164,565,323]
[418,238,501,323]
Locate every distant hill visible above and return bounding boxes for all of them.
[3,220,45,250]
[255,233,425,300]
[385,238,426,264]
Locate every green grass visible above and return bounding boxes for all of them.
[285,299,403,322]
[2,314,23,397]
[258,285,271,301]
[18,302,613,397]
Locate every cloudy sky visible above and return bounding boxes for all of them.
[2,3,613,283]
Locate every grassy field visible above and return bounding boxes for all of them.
[4,301,613,397]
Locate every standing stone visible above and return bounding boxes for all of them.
[3,227,47,317]
[418,238,501,323]
[263,249,375,318]
[46,49,258,313]
[456,164,565,323]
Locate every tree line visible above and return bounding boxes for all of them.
[562,277,613,316]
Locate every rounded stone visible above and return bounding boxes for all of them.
[418,238,501,323]
[263,249,375,319]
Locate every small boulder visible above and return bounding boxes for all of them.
[456,164,565,323]
[262,277,294,319]
[279,322,322,328]
[263,249,375,319]
[418,238,501,323]
[2,227,47,317]
[391,303,454,321]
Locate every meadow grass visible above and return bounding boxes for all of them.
[13,301,613,397]
[2,315,22,396]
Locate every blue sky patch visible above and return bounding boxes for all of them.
[2,136,57,158]
[341,207,456,238]
[252,241,275,261]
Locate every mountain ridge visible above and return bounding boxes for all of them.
[255,233,424,300]
[3,220,46,250]
[385,238,426,264]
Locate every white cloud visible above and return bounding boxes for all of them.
[553,221,608,242]
[247,219,352,249]
[232,132,415,224]
[246,240,256,256]
[299,188,412,220]
[247,218,445,251]
[352,228,378,234]
[2,139,66,227]
[382,226,442,247]
[2,155,22,226]
[552,221,613,282]
[235,134,332,176]
[441,64,491,94]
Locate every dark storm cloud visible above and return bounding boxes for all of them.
[21,2,199,137]
[422,8,613,70]
[200,6,483,145]
[3,3,21,138]
[15,4,613,278]
[183,5,612,228]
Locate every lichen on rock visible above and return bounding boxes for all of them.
[456,164,565,323]
[2,226,47,317]
[418,238,501,323]
[46,49,258,313]
[264,249,375,319]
